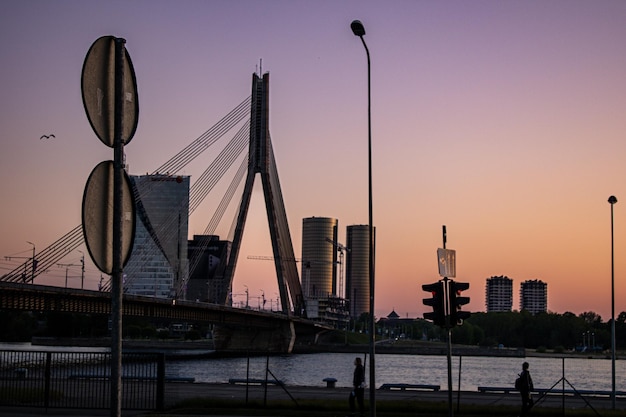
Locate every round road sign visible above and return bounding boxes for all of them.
[81,36,139,147]
[82,161,136,274]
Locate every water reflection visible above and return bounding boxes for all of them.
[167,353,624,391]
[1,343,622,392]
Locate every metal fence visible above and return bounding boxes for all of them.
[0,350,165,410]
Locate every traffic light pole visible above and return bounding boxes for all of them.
[442,226,453,417]
[110,38,126,417]
[422,226,470,417]
[446,326,453,417]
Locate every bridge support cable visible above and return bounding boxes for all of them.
[221,77,266,307]
[113,121,249,294]
[127,110,250,218]
[109,111,249,290]
[2,97,251,285]
[201,155,248,237]
[265,137,303,314]
[177,156,248,299]
[103,155,246,295]
[186,156,248,278]
[2,226,83,283]
[188,121,249,212]
[154,96,251,175]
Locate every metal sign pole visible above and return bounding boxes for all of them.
[110,37,126,417]
[81,35,138,417]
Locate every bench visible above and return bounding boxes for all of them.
[228,378,284,386]
[380,383,440,391]
[477,386,517,394]
[477,387,626,397]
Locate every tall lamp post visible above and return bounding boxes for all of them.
[26,241,35,283]
[608,195,617,410]
[351,19,376,417]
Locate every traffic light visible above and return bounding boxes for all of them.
[449,280,470,326]
[422,281,445,327]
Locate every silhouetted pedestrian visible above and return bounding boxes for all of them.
[348,357,365,416]
[519,361,534,416]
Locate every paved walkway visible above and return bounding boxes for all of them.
[1,382,624,416]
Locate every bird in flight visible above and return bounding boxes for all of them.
[40,134,55,140]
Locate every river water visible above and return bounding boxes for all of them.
[165,352,625,392]
[2,343,624,392]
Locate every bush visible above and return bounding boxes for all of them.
[185,329,201,340]
[125,324,142,339]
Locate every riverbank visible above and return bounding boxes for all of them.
[293,342,526,357]
[1,382,624,417]
[31,337,214,350]
[32,337,525,357]
[30,337,620,360]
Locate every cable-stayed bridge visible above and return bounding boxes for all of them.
[1,73,322,352]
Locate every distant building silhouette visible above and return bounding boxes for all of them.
[186,235,231,303]
[520,279,547,314]
[378,309,413,340]
[301,217,338,299]
[346,224,374,319]
[124,174,190,299]
[300,217,349,328]
[485,275,513,312]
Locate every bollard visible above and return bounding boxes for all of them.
[323,377,337,388]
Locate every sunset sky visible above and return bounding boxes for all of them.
[2,1,626,320]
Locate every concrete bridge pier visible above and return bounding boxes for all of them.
[212,320,295,354]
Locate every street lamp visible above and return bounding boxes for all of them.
[351,19,376,417]
[78,250,85,289]
[608,195,617,409]
[26,241,35,283]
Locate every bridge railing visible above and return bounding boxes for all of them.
[0,350,165,410]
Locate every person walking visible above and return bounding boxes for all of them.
[518,361,534,416]
[349,356,365,416]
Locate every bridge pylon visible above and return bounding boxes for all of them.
[221,72,304,317]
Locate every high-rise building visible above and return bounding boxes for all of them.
[520,279,547,314]
[123,174,190,299]
[301,217,338,299]
[485,275,513,312]
[186,235,231,303]
[346,224,374,319]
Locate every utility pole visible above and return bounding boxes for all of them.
[58,263,77,288]
[423,226,471,417]
[78,251,85,289]
[27,241,36,283]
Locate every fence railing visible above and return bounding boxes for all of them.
[0,350,165,410]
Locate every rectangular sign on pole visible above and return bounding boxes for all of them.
[437,248,456,278]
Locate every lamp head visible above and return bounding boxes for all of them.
[351,20,365,37]
[609,195,618,205]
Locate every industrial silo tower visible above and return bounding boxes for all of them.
[301,217,338,299]
[346,224,374,318]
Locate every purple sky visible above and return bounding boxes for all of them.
[2,1,626,319]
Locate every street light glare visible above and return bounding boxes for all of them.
[351,20,366,37]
